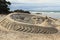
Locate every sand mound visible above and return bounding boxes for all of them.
[0,13,60,40]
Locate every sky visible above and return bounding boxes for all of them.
[6,0,60,11]
[6,0,60,4]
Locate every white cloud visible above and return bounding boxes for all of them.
[6,0,60,3]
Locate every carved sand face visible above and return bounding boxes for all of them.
[31,16,44,24]
[32,17,40,21]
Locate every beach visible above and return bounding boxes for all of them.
[0,12,60,40]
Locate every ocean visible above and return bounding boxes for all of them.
[31,12,60,19]
[9,3,60,19]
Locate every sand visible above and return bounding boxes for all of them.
[0,13,60,40]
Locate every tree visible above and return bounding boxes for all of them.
[23,10,31,14]
[0,0,11,14]
[14,9,24,12]
[36,13,42,15]
[14,9,31,14]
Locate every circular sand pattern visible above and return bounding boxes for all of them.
[0,13,58,34]
[10,14,46,24]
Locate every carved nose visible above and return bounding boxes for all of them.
[36,19,39,21]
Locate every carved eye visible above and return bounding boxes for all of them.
[33,18,36,19]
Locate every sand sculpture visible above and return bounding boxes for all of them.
[0,13,60,34]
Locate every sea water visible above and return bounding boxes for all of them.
[31,12,60,19]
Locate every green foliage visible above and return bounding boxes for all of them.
[36,13,42,14]
[0,0,11,14]
[14,9,31,14]
[14,9,24,12]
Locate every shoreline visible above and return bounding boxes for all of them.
[31,11,60,19]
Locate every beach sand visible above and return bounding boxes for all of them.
[0,13,60,40]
